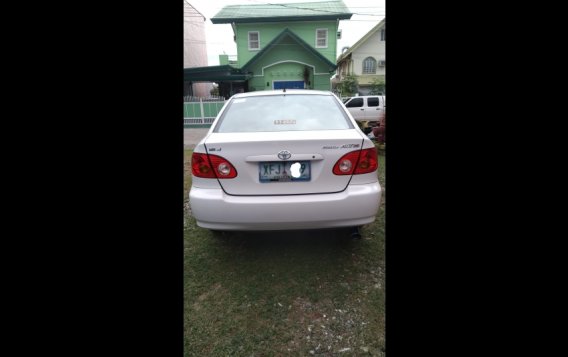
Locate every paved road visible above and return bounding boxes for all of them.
[184,128,209,149]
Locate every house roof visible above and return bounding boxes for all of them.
[184,65,251,82]
[211,0,352,24]
[337,18,385,63]
[241,28,337,72]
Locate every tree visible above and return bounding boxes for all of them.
[338,75,359,97]
[369,78,386,95]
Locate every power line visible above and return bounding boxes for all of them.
[212,8,384,16]
[208,9,384,15]
[215,0,385,17]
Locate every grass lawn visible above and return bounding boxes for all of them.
[184,149,386,356]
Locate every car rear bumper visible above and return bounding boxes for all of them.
[189,182,381,231]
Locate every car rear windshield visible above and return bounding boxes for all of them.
[214,94,354,133]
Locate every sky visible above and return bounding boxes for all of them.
[186,0,385,66]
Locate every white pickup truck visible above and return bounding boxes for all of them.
[343,95,386,123]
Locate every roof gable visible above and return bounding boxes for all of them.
[337,19,385,63]
[241,28,337,71]
[211,0,352,24]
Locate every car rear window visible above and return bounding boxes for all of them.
[214,94,354,133]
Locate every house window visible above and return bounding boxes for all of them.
[363,57,377,74]
[380,28,385,41]
[316,28,328,48]
[248,31,260,50]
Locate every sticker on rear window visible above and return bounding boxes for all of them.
[274,119,296,125]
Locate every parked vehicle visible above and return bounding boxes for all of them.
[372,113,386,144]
[189,90,382,232]
[343,95,386,122]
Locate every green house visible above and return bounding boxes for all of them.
[210,0,352,93]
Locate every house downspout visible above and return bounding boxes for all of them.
[231,22,238,67]
[335,18,339,91]
[336,18,339,62]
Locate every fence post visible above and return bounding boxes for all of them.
[199,98,205,124]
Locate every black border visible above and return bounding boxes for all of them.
[12,0,554,354]
[385,0,549,354]
[17,2,184,355]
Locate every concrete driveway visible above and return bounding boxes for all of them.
[184,128,209,149]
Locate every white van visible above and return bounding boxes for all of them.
[343,95,386,122]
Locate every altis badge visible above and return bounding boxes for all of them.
[322,144,361,149]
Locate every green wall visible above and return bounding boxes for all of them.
[235,21,338,67]
[244,32,334,91]
[248,62,305,91]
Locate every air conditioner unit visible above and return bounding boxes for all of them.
[378,60,386,67]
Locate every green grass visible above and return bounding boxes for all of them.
[184,150,385,356]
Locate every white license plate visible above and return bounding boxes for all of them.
[259,161,311,182]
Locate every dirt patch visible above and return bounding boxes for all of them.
[283,296,383,356]
[192,283,222,311]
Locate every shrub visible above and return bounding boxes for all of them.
[372,115,386,144]
[338,75,359,97]
[369,78,386,95]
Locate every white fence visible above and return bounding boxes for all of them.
[183,97,226,126]
[183,95,225,102]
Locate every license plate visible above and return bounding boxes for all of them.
[259,161,311,182]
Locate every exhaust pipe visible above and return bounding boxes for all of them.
[350,226,362,239]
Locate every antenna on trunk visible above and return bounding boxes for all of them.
[283,88,286,93]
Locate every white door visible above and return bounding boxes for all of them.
[364,96,384,121]
[344,97,365,120]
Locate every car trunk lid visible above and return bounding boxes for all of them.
[204,130,365,196]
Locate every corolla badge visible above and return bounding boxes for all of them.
[277,150,291,160]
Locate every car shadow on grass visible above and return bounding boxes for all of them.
[188,226,382,303]
[212,227,358,248]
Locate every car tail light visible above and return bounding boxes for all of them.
[191,152,237,179]
[333,147,378,175]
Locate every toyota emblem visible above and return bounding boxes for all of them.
[277,150,291,160]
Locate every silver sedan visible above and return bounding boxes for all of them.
[189,90,382,232]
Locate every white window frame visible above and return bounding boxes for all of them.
[248,31,260,51]
[315,28,328,48]
[362,57,377,74]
